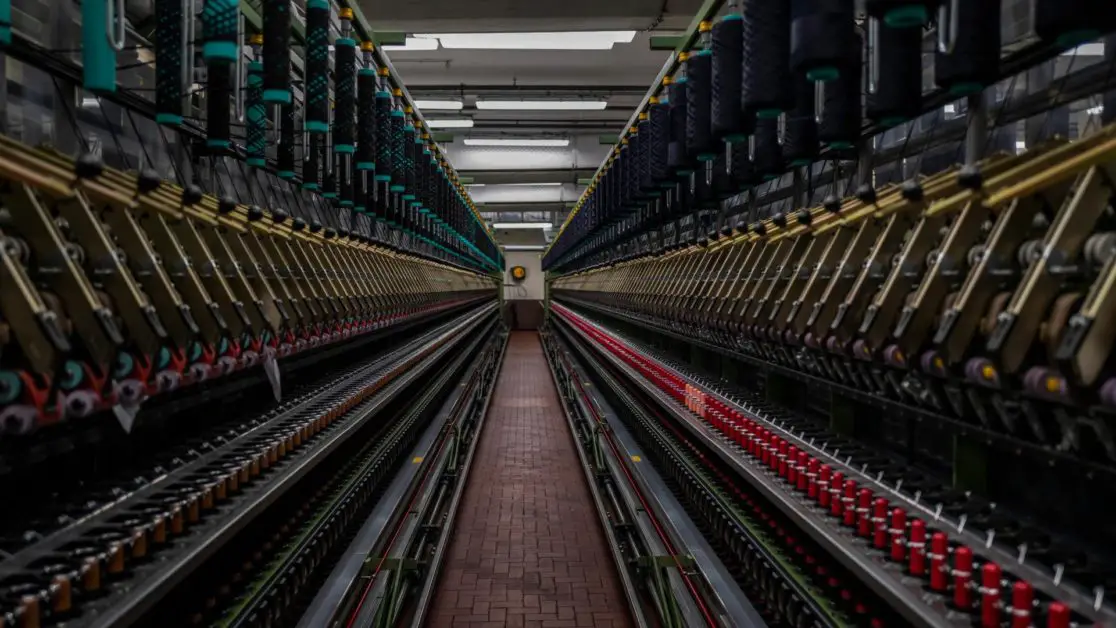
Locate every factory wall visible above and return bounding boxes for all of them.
[503,250,545,330]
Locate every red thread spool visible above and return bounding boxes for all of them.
[787,445,799,484]
[953,546,974,610]
[889,508,907,562]
[856,489,873,537]
[929,532,948,591]
[796,451,810,491]
[842,480,858,526]
[908,519,927,576]
[1046,602,1070,628]
[1010,580,1032,628]
[807,459,820,498]
[980,562,1002,628]
[818,465,832,507]
[769,435,782,472]
[830,472,846,517]
[778,440,789,477]
[872,498,889,549]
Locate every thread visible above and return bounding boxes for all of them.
[668,77,690,173]
[742,0,792,118]
[356,68,377,171]
[686,50,716,162]
[374,92,393,183]
[334,40,357,152]
[304,0,330,132]
[790,0,858,82]
[712,16,745,141]
[867,20,922,126]
[262,0,291,103]
[782,72,818,166]
[154,0,183,125]
[818,33,862,149]
[934,0,1000,94]
[864,1,938,27]
[649,99,670,184]
[729,139,757,190]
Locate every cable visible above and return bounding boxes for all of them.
[742,0,791,118]
[711,14,745,142]
[262,0,290,103]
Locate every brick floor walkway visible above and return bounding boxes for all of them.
[426,332,632,628]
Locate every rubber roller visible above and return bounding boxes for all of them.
[0,0,10,45]
[262,0,290,103]
[742,0,791,118]
[246,35,267,167]
[790,0,858,83]
[864,0,939,27]
[277,102,295,178]
[83,0,121,91]
[867,20,922,127]
[934,0,1000,96]
[782,72,818,166]
[304,0,330,132]
[711,14,745,141]
[155,0,184,124]
[686,24,715,163]
[1034,0,1115,49]
[817,33,862,150]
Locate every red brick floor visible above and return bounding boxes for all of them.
[426,332,632,628]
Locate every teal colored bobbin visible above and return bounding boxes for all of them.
[82,0,117,92]
[807,66,840,82]
[883,5,928,28]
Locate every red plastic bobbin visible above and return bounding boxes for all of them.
[1010,580,1033,628]
[818,465,832,507]
[1046,602,1070,628]
[830,472,846,518]
[778,440,790,478]
[908,519,927,576]
[872,498,889,548]
[796,451,810,492]
[842,480,858,527]
[807,459,820,498]
[981,562,1002,628]
[954,546,974,610]
[889,508,907,562]
[787,445,799,484]
[856,488,873,537]
[929,532,949,591]
[769,435,782,472]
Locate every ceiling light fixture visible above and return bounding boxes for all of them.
[425,119,475,129]
[414,31,636,51]
[414,99,464,110]
[503,245,547,251]
[382,37,439,52]
[492,222,553,229]
[476,99,607,111]
[463,138,570,147]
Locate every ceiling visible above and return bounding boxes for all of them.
[359,0,703,244]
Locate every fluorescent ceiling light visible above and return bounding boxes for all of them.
[425,119,474,129]
[464,138,570,147]
[414,31,636,51]
[498,182,562,187]
[476,100,607,111]
[414,99,464,110]
[492,222,552,229]
[382,37,439,52]
[503,245,546,251]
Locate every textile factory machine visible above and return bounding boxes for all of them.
[0,0,508,624]
[543,0,1116,627]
